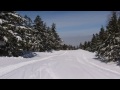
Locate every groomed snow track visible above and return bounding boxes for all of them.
[0,50,120,79]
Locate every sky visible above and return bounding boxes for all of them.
[17,11,110,46]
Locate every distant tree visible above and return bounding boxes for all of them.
[51,23,62,50]
[79,43,83,49]
[24,15,32,27]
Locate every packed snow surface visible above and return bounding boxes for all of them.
[0,50,120,79]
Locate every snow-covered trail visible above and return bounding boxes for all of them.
[0,50,120,79]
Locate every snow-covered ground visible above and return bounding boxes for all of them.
[0,50,120,79]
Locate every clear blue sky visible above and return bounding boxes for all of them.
[17,11,110,46]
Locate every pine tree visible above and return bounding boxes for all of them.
[24,15,32,27]
[0,11,34,56]
[0,11,23,56]
[79,43,83,49]
[51,23,61,50]
[97,11,120,62]
[33,15,44,51]
[78,11,120,62]
[86,41,91,51]
[99,26,106,42]
[90,34,97,52]
[0,11,63,56]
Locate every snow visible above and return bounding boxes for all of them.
[0,50,120,79]
[3,36,8,42]
[3,26,8,29]
[16,26,27,29]
[8,30,17,37]
[8,24,15,27]
[0,19,8,23]
[19,26,27,29]
[8,30,14,35]
[8,13,21,18]
[115,37,120,41]
[8,13,26,21]
[16,36,22,41]
[0,19,2,24]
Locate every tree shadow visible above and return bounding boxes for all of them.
[116,60,120,66]
[93,57,120,66]
[21,51,37,58]
[92,57,109,64]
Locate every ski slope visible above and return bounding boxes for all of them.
[0,50,120,79]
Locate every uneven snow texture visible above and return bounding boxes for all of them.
[0,50,120,79]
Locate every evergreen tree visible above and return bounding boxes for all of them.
[0,11,64,57]
[79,43,83,49]
[99,26,106,42]
[0,11,25,56]
[51,23,61,50]
[97,11,120,62]
[90,34,97,52]
[80,11,120,62]
[86,41,91,51]
[33,15,45,51]
[24,15,32,27]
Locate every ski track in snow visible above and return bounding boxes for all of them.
[82,54,120,76]
[0,51,67,78]
[0,50,120,79]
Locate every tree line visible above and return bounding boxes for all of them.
[0,11,76,57]
[80,11,120,62]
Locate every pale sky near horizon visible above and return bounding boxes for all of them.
[17,11,110,46]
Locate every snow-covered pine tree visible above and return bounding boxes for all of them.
[45,26,53,51]
[42,23,51,51]
[0,11,34,56]
[82,26,107,53]
[96,11,120,62]
[99,26,107,42]
[85,41,91,51]
[0,11,20,56]
[33,15,47,52]
[0,11,63,56]
[51,23,62,50]
[0,25,8,56]
[89,34,96,52]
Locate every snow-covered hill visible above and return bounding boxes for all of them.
[0,50,120,79]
